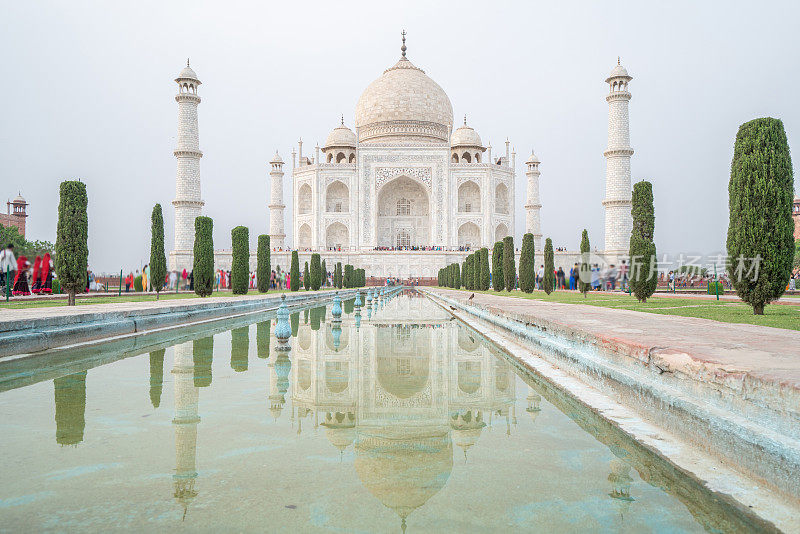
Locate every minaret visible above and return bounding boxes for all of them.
[603,58,634,256]
[170,60,204,272]
[171,341,199,516]
[268,152,286,249]
[524,151,542,251]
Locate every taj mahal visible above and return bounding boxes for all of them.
[169,34,635,278]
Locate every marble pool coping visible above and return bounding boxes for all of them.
[0,289,362,358]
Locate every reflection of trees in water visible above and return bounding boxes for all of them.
[310,306,325,331]
[290,312,300,337]
[256,321,270,359]
[343,298,354,315]
[149,349,165,408]
[54,371,87,446]
[193,336,214,387]
[230,327,249,373]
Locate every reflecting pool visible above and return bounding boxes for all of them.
[0,290,764,532]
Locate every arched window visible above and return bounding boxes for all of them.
[452,153,459,163]
[475,152,481,163]
[396,198,411,216]
[396,230,411,248]
[327,153,333,163]
[348,153,356,163]
[462,152,472,163]
[336,152,346,163]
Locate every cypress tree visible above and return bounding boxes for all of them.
[310,253,321,290]
[303,261,310,290]
[54,180,88,306]
[461,260,467,289]
[480,248,490,290]
[453,262,461,289]
[334,262,342,288]
[193,216,214,297]
[543,238,555,295]
[321,259,327,287]
[343,264,351,288]
[149,204,166,299]
[257,235,270,292]
[579,229,591,298]
[290,251,300,291]
[465,255,472,290]
[492,241,504,292]
[503,236,515,291]
[628,181,657,303]
[231,226,249,295]
[519,233,535,293]
[727,118,795,315]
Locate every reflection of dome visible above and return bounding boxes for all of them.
[355,430,452,522]
[325,123,357,149]
[322,411,357,451]
[355,54,453,145]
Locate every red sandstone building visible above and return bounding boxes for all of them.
[0,194,28,237]
[794,196,800,241]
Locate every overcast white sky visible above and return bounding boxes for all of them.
[1,1,798,273]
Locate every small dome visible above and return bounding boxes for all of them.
[11,193,26,204]
[176,61,200,82]
[270,151,284,164]
[451,119,483,148]
[324,123,357,149]
[606,59,631,82]
[525,151,540,165]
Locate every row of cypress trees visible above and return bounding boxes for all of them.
[329,261,365,289]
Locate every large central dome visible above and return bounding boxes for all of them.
[355,54,454,145]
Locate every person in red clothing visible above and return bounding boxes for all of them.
[31,256,42,294]
[12,256,31,296]
[40,253,53,293]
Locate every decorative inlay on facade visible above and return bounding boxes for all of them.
[375,167,432,191]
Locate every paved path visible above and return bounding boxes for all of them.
[429,288,800,391]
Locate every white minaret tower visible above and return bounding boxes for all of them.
[602,58,634,256]
[524,151,542,251]
[170,60,204,272]
[268,152,286,249]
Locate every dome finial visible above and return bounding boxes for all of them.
[464,115,467,126]
[401,29,407,58]
[617,56,620,66]
[187,58,190,67]
[341,114,344,126]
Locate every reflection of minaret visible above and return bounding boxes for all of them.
[149,349,165,408]
[450,409,486,462]
[172,341,200,518]
[230,326,249,372]
[608,458,635,526]
[525,385,542,425]
[193,336,213,388]
[54,371,87,446]
[256,321,271,359]
[268,342,292,421]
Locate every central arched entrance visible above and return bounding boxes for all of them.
[376,176,430,248]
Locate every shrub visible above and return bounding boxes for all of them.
[727,118,794,315]
[150,204,166,299]
[579,229,590,298]
[628,181,657,302]
[344,264,353,288]
[290,251,300,291]
[453,263,461,289]
[543,238,555,295]
[257,235,270,292]
[134,275,143,292]
[193,216,214,297]
[54,180,88,306]
[334,262,342,288]
[519,234,535,293]
[231,226,249,295]
[503,237,515,291]
[707,281,725,295]
[310,253,321,290]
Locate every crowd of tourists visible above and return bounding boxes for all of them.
[0,243,55,296]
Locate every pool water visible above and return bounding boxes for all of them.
[0,290,763,532]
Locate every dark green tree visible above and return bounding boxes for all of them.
[193,216,214,297]
[480,248,490,290]
[54,180,88,306]
[303,261,310,290]
[231,226,249,295]
[230,326,249,373]
[257,234,270,292]
[461,261,467,289]
[321,259,327,287]
[727,118,795,315]
[628,181,657,303]
[193,336,214,387]
[503,236,515,291]
[579,229,591,298]
[543,238,555,295]
[290,251,300,291]
[464,255,472,290]
[492,241,504,291]
[310,253,322,290]
[344,264,353,288]
[453,262,461,289]
[149,204,166,299]
[519,234,535,293]
[334,262,342,288]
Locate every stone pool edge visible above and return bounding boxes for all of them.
[421,287,800,533]
[0,289,360,358]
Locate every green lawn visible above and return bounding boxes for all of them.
[0,290,286,309]
[438,288,800,331]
